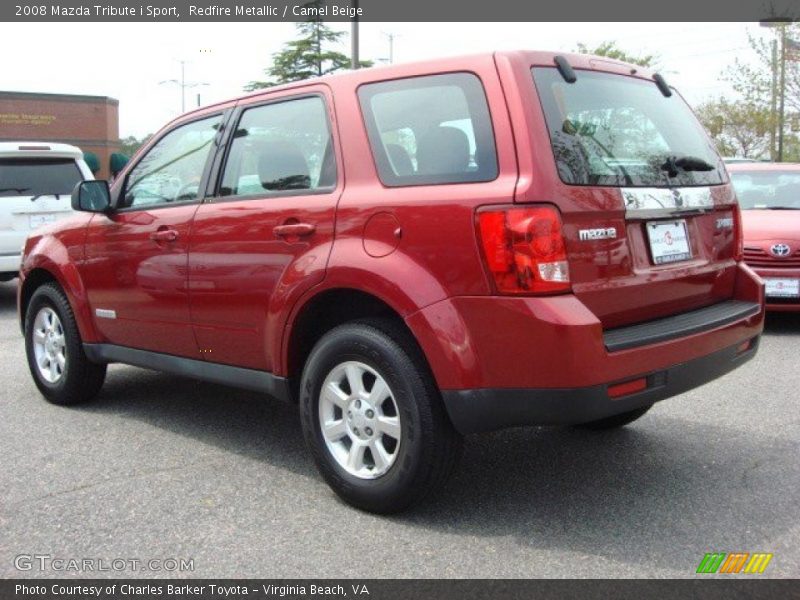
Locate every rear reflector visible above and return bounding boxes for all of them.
[477,205,570,295]
[736,339,753,354]
[608,377,647,399]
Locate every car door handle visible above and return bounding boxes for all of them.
[150,229,179,242]
[273,223,316,238]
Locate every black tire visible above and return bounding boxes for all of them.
[577,405,653,430]
[24,282,107,405]
[299,319,462,513]
[0,272,16,282]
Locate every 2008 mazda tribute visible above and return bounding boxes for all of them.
[19,51,765,512]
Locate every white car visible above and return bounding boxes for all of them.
[0,142,93,280]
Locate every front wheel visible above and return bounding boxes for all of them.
[299,320,462,513]
[24,283,107,405]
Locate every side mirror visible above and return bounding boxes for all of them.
[71,180,112,213]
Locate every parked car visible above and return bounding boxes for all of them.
[0,142,93,281]
[18,51,764,513]
[729,162,800,311]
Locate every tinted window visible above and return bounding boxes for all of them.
[532,68,725,187]
[731,170,800,210]
[0,158,82,198]
[219,96,335,197]
[122,114,221,209]
[358,73,498,186]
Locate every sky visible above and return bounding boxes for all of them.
[0,22,774,137]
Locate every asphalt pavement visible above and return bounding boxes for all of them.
[0,280,798,578]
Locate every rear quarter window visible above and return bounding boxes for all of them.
[358,73,498,186]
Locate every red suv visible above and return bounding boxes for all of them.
[19,51,764,513]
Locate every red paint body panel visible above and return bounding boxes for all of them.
[81,205,200,356]
[408,263,763,390]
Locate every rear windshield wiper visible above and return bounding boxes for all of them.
[660,155,716,178]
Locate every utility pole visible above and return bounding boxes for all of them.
[778,25,787,162]
[350,0,360,69]
[771,39,778,160]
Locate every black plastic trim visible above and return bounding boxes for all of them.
[441,338,759,434]
[603,300,760,352]
[653,73,673,97]
[83,343,291,402]
[553,55,577,83]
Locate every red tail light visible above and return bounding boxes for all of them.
[732,203,744,261]
[477,205,570,295]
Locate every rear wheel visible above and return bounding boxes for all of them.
[299,319,462,513]
[577,405,653,430]
[24,283,106,405]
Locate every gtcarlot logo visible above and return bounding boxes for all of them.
[14,554,194,573]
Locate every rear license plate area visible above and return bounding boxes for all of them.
[646,219,692,265]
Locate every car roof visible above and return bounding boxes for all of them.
[173,49,660,123]
[0,142,85,160]
[727,162,800,172]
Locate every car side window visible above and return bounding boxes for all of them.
[121,114,222,209]
[358,73,498,186]
[219,96,335,198]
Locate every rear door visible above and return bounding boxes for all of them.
[514,59,737,328]
[187,86,341,371]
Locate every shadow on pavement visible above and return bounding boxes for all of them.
[83,365,798,574]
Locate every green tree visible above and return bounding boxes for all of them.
[245,5,372,91]
[723,24,800,160]
[119,134,151,158]
[695,97,773,159]
[575,41,658,68]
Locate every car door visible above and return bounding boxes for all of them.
[188,87,341,371]
[81,113,226,357]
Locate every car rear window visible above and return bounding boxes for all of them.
[358,73,498,186]
[532,67,725,188]
[0,158,83,198]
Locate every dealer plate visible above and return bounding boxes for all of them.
[646,220,692,265]
[764,278,800,298]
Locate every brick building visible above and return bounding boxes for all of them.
[0,91,119,179]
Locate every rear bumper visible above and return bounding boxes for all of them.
[406,262,765,433]
[442,338,758,433]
